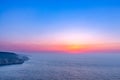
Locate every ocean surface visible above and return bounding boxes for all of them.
[0,52,120,80]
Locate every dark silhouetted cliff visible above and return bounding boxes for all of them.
[0,52,29,66]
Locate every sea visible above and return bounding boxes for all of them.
[0,52,120,80]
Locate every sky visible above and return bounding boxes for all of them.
[0,0,120,53]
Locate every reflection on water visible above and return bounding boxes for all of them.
[0,53,120,80]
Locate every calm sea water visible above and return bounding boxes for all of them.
[0,52,120,80]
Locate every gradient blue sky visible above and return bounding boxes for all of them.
[0,0,120,51]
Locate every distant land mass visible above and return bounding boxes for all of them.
[0,52,29,66]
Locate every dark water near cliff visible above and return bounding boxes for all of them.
[0,52,120,80]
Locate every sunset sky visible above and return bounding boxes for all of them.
[0,0,120,53]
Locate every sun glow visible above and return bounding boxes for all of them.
[2,28,116,53]
[55,29,103,45]
[67,44,84,49]
[66,44,81,52]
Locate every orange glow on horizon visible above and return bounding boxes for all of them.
[0,41,120,53]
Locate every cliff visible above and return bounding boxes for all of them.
[0,52,29,66]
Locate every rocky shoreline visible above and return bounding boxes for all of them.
[0,52,29,66]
